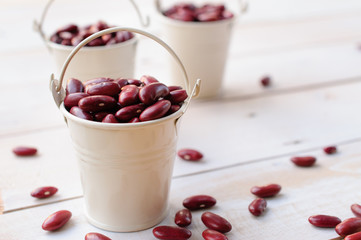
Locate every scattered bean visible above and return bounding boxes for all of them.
[183,195,216,210]
[324,146,337,155]
[308,215,341,228]
[152,225,192,240]
[177,148,203,161]
[42,210,72,231]
[202,229,228,240]
[260,76,271,87]
[345,231,361,240]
[31,186,58,199]
[250,184,281,198]
[248,198,267,216]
[335,217,361,237]
[291,156,316,167]
[201,212,232,233]
[174,209,192,227]
[351,204,361,218]
[12,146,37,156]
[85,232,112,240]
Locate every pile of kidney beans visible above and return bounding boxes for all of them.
[163,3,234,22]
[50,20,134,47]
[64,75,188,123]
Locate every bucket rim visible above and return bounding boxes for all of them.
[47,34,138,52]
[60,101,186,129]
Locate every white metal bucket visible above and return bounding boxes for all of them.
[50,27,200,232]
[154,0,247,99]
[34,0,149,83]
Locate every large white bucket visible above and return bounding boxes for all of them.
[154,0,247,99]
[34,0,149,83]
[50,27,200,232]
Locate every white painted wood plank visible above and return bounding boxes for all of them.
[1,140,360,239]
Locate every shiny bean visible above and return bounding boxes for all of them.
[12,146,37,156]
[114,78,128,88]
[70,106,93,120]
[248,198,267,216]
[168,86,183,92]
[139,100,171,122]
[31,186,58,199]
[139,82,170,105]
[93,111,111,122]
[345,231,361,240]
[127,79,142,86]
[324,146,337,154]
[201,212,232,233]
[352,204,361,218]
[84,77,113,87]
[178,148,203,161]
[56,24,78,34]
[168,105,181,114]
[79,95,117,112]
[115,104,145,122]
[86,82,120,96]
[140,75,159,85]
[250,184,281,198]
[64,92,89,109]
[66,78,84,94]
[291,156,316,167]
[174,209,192,227]
[336,217,361,237]
[102,114,119,123]
[183,195,216,210]
[128,117,140,123]
[308,215,341,228]
[85,232,112,240]
[202,229,228,240]
[152,225,192,240]
[118,85,140,106]
[166,89,188,104]
[42,210,72,231]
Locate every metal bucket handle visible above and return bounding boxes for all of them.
[50,27,201,116]
[155,0,248,16]
[34,0,150,50]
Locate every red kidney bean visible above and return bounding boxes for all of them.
[183,195,216,210]
[139,82,170,105]
[139,100,171,122]
[168,105,181,114]
[102,114,119,123]
[335,217,361,237]
[152,225,192,240]
[31,186,58,199]
[42,210,72,231]
[56,24,78,34]
[118,85,140,106]
[128,117,140,123]
[166,90,188,104]
[248,198,267,216]
[86,82,120,96]
[115,104,145,122]
[291,156,316,167]
[79,95,117,112]
[101,34,112,44]
[168,86,183,92]
[12,146,37,156]
[202,229,228,240]
[260,76,271,87]
[66,78,84,94]
[64,92,89,109]
[174,209,192,227]
[114,78,128,88]
[324,146,337,154]
[201,212,232,233]
[345,232,361,240]
[70,106,93,120]
[84,77,113,87]
[140,75,159,85]
[85,232,112,240]
[178,148,203,161]
[87,38,104,47]
[308,215,341,228]
[352,204,361,218]
[127,79,142,86]
[250,184,281,198]
[93,111,111,122]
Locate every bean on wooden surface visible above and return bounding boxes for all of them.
[290,156,316,167]
[183,195,216,210]
[323,146,337,154]
[345,231,361,240]
[260,75,271,87]
[152,225,192,240]
[12,146,37,156]
[202,229,228,240]
[31,186,58,199]
[351,204,361,218]
[201,212,232,233]
[250,184,281,198]
[308,215,342,228]
[248,198,267,216]
[178,149,203,161]
[42,210,72,231]
[174,209,192,227]
[335,217,361,237]
[85,232,112,240]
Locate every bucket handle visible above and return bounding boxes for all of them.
[33,0,150,51]
[50,27,201,115]
[155,0,248,15]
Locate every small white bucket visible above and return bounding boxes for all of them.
[50,27,200,232]
[154,0,247,99]
[34,0,149,83]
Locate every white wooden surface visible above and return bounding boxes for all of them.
[1,0,361,239]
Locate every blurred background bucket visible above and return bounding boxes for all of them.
[34,0,149,83]
[50,27,200,232]
[154,0,247,99]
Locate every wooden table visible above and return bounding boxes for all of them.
[1,0,361,239]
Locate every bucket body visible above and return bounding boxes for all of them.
[156,14,235,99]
[49,37,138,83]
[60,103,183,232]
